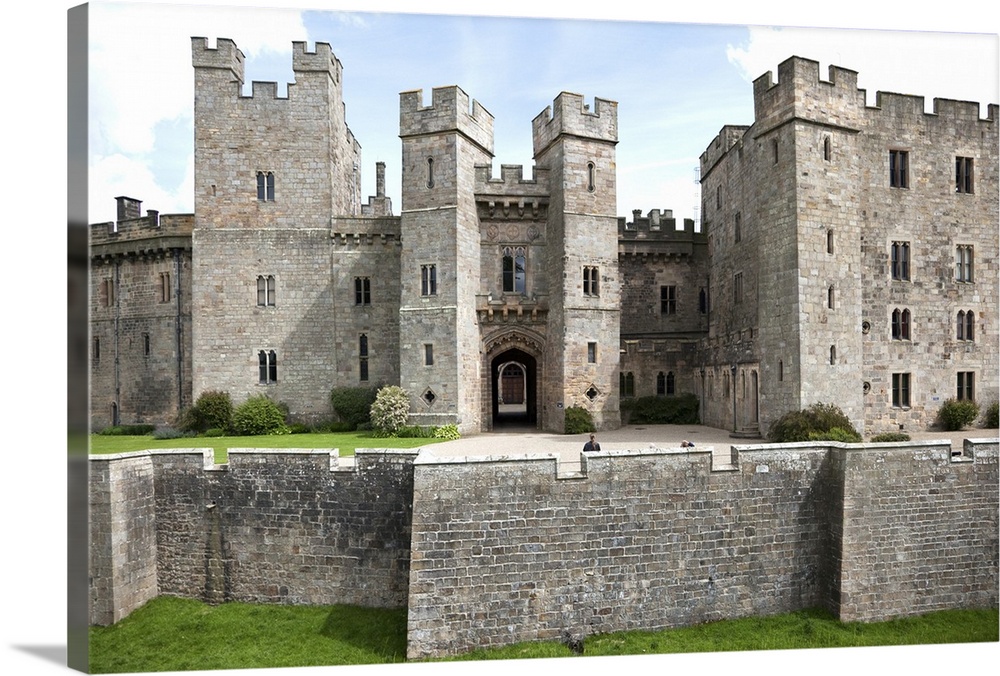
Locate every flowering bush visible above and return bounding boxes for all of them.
[370,386,410,437]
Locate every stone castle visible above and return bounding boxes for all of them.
[90,38,999,437]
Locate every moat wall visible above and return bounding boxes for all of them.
[88,440,998,658]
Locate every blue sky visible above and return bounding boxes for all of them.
[86,1,998,225]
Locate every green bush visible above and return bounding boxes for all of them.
[807,426,862,443]
[99,424,156,436]
[768,402,860,443]
[231,395,290,436]
[870,432,912,442]
[370,386,410,437]
[983,401,999,429]
[330,386,379,430]
[937,398,979,431]
[433,424,461,440]
[152,427,196,440]
[179,390,233,433]
[288,423,311,434]
[621,394,700,425]
[202,428,227,438]
[564,406,594,435]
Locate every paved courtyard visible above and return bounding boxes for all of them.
[420,418,998,472]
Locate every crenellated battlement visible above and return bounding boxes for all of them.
[618,208,705,258]
[331,215,402,246]
[698,125,749,179]
[399,86,494,153]
[191,36,245,83]
[90,198,193,251]
[531,92,618,157]
[474,163,550,198]
[291,40,342,83]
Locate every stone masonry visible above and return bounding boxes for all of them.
[91,42,997,441]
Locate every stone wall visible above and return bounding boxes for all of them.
[405,439,998,658]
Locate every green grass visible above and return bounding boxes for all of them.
[89,598,997,672]
[88,596,407,672]
[88,431,440,464]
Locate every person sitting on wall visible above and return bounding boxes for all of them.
[680,440,695,447]
[583,433,600,452]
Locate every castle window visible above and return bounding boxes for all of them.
[258,350,277,384]
[355,277,371,305]
[957,372,975,401]
[424,343,434,366]
[892,372,911,408]
[143,333,150,357]
[955,245,974,283]
[359,334,369,382]
[426,158,434,189]
[100,277,115,307]
[830,345,836,365]
[502,247,526,294]
[256,171,275,201]
[620,371,635,398]
[666,371,675,395]
[772,138,779,164]
[93,337,100,364]
[891,308,911,341]
[587,342,597,364]
[421,264,437,296]
[660,285,677,315]
[715,185,721,209]
[828,286,835,310]
[778,359,783,382]
[734,212,741,243]
[656,372,665,396]
[733,272,744,304]
[827,229,835,254]
[823,136,832,161]
[587,162,596,192]
[956,157,974,194]
[583,266,600,297]
[890,241,910,281]
[158,271,171,303]
[889,150,909,188]
[257,275,276,306]
[957,310,975,342]
[698,288,708,314]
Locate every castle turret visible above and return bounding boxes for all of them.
[398,86,495,433]
[532,92,621,430]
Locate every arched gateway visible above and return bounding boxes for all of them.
[482,330,544,430]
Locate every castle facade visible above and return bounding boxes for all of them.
[90,39,998,437]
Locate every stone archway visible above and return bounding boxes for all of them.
[482,330,544,430]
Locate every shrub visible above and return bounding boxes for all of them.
[330,386,379,430]
[564,406,594,435]
[807,426,862,443]
[288,423,311,435]
[769,402,860,443]
[983,401,999,429]
[870,432,912,443]
[231,395,290,436]
[621,394,700,425]
[937,398,979,431]
[433,424,461,440]
[152,427,195,440]
[202,428,227,438]
[370,386,410,437]
[99,424,156,436]
[180,390,233,433]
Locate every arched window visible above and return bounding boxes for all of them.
[666,371,675,395]
[502,246,526,294]
[619,371,635,398]
[656,372,665,396]
[827,229,835,254]
[891,308,911,340]
[256,171,275,201]
[957,310,975,341]
[830,345,837,365]
[823,136,832,161]
[828,285,835,310]
[259,350,278,384]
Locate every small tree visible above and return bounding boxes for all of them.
[329,386,378,430]
[180,390,233,433]
[370,386,410,437]
[564,406,594,435]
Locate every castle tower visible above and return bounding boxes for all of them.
[190,38,363,419]
[398,86,495,433]
[531,93,620,430]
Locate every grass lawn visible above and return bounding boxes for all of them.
[88,431,441,464]
[88,598,998,672]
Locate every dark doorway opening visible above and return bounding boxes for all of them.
[491,348,537,429]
